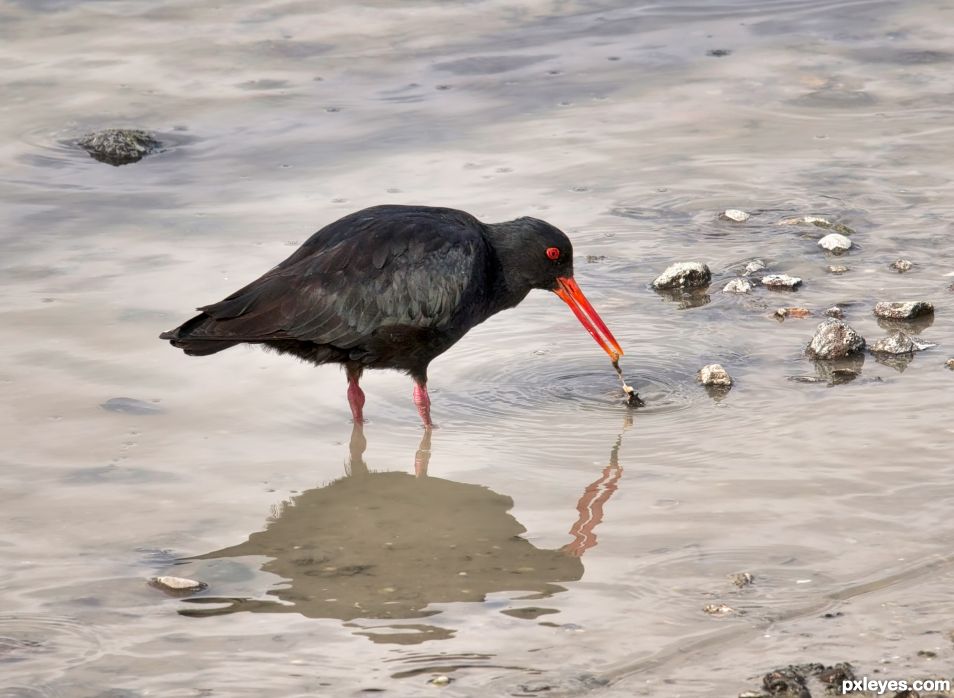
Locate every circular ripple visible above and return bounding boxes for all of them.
[16,125,195,172]
[0,614,103,681]
[435,353,703,423]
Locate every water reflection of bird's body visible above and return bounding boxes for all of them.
[160,205,624,426]
[181,426,624,643]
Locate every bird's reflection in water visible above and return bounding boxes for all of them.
[180,422,626,644]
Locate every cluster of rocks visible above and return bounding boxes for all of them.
[652,214,947,388]
[740,662,856,698]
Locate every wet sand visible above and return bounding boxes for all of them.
[2,0,954,695]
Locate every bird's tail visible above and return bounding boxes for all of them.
[159,313,241,356]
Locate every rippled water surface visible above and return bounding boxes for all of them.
[3,0,954,696]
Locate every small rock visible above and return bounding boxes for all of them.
[703,603,738,616]
[652,262,712,290]
[585,255,606,263]
[744,259,766,275]
[775,307,812,320]
[730,572,755,588]
[723,278,754,294]
[917,650,937,658]
[78,128,162,166]
[780,215,830,226]
[825,306,844,319]
[817,233,852,253]
[721,209,751,222]
[806,319,866,360]
[870,331,935,355]
[947,359,954,370]
[778,215,855,235]
[890,258,913,273]
[827,264,849,274]
[149,576,207,593]
[697,364,732,386]
[428,675,452,687]
[816,663,856,690]
[761,274,803,290]
[873,301,934,320]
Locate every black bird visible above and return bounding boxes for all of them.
[160,205,623,427]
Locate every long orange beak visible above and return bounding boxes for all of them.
[554,276,624,360]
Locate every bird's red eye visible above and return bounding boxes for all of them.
[546,247,561,260]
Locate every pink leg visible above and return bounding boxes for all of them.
[413,381,433,429]
[347,376,366,424]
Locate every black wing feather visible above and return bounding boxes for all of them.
[167,206,489,350]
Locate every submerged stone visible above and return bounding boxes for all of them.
[779,215,855,235]
[697,363,732,386]
[873,301,933,320]
[805,319,866,360]
[730,572,755,588]
[744,259,766,275]
[78,128,162,166]
[761,274,802,290]
[775,307,811,320]
[817,233,852,252]
[827,264,849,274]
[889,258,913,272]
[825,306,844,319]
[652,262,711,290]
[149,576,207,593]
[870,331,935,355]
[723,278,753,294]
[720,208,750,222]
[703,603,738,616]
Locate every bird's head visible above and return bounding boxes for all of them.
[492,217,624,361]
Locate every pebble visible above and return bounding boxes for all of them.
[805,319,866,360]
[825,306,844,319]
[721,209,751,222]
[870,331,935,355]
[761,274,802,290]
[730,572,755,588]
[652,262,712,290]
[722,278,754,294]
[149,576,207,593]
[78,128,162,166]
[428,676,452,687]
[775,307,812,319]
[947,359,954,370]
[697,364,733,386]
[890,258,913,272]
[827,264,849,274]
[744,259,766,275]
[817,233,852,252]
[778,215,855,235]
[873,301,934,320]
[703,603,739,616]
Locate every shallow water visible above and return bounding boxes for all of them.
[2,0,954,696]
